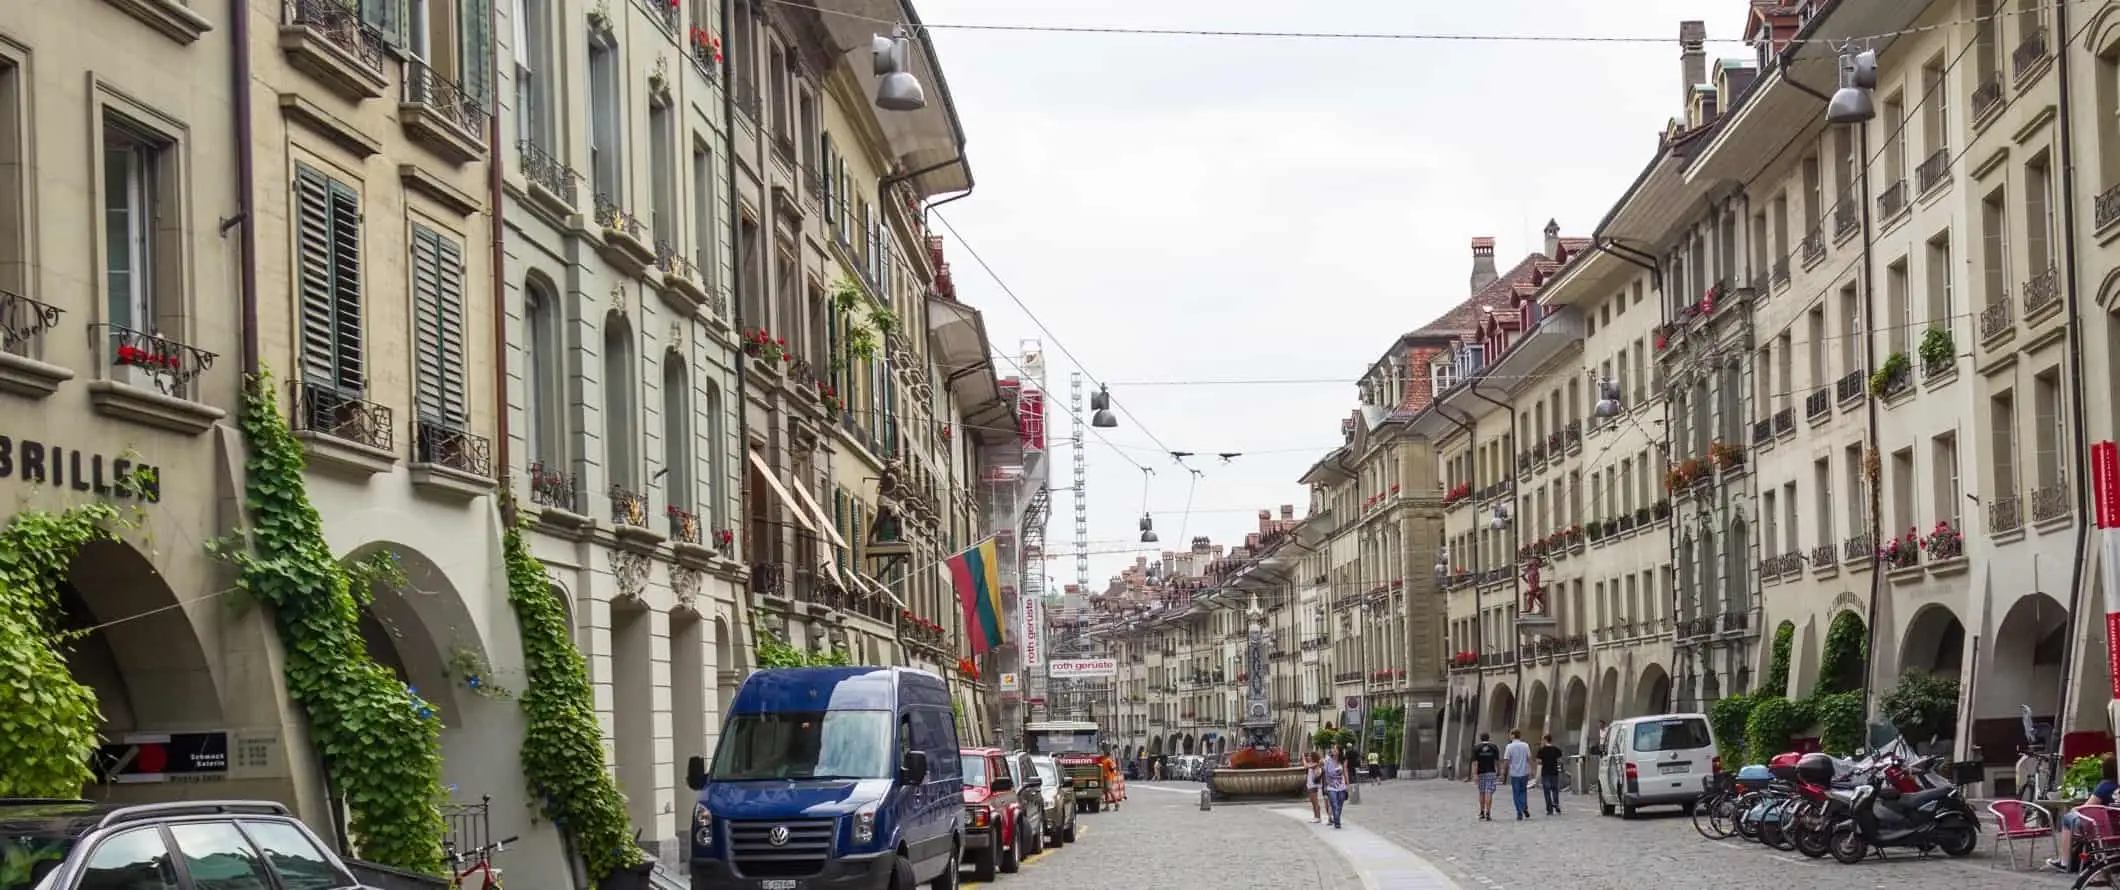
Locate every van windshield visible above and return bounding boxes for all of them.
[1632,718,1713,752]
[1024,732,1099,755]
[710,710,895,780]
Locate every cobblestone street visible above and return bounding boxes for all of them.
[974,779,2094,889]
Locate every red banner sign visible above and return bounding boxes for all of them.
[2094,441,2120,529]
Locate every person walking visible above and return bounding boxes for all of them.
[1536,734,1565,815]
[1503,729,1534,820]
[1471,732,1502,821]
[1320,748,1349,829]
[1303,752,1324,823]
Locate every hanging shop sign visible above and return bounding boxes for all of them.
[0,435,163,502]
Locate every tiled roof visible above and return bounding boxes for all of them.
[1409,250,1558,339]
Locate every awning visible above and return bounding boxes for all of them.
[851,570,910,610]
[746,449,816,533]
[786,477,845,578]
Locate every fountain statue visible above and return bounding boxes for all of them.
[1207,594,1307,799]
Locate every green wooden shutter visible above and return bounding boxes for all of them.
[294,165,338,387]
[412,226,470,426]
[326,178,365,393]
[459,0,495,111]
[360,0,409,49]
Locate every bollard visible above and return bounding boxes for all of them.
[1199,788,1212,811]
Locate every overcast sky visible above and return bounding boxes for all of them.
[918,0,1744,588]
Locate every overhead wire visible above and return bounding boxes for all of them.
[761,0,2076,49]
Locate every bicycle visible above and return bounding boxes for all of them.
[444,835,519,889]
[1692,773,1741,840]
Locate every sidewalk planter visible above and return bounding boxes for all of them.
[598,860,655,890]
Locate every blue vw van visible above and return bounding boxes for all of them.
[685,666,965,889]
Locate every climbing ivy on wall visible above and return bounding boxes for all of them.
[1766,621,1795,697]
[752,610,851,667]
[1708,695,1754,765]
[501,502,642,882]
[0,504,122,797]
[1817,611,1868,696]
[221,372,448,874]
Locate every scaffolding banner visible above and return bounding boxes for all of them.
[1020,591,1044,667]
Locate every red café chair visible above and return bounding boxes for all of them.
[1987,799,2053,869]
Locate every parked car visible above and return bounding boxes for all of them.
[685,666,964,890]
[961,747,1042,880]
[1596,712,1722,819]
[0,798,377,890]
[1027,755,1079,847]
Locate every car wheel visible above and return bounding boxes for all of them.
[1063,816,1077,843]
[928,840,959,890]
[969,832,997,882]
[888,854,916,890]
[999,823,1022,873]
[1026,818,1044,855]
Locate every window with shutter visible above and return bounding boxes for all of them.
[412,224,469,427]
[294,164,365,394]
[359,0,409,48]
[459,0,494,110]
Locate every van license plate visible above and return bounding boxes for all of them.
[759,881,799,890]
[1658,763,1689,774]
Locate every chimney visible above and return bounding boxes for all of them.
[1542,219,1561,259]
[1680,20,1707,117]
[1469,236,1498,294]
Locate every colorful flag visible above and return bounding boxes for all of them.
[948,537,1007,655]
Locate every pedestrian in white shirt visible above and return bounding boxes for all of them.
[1502,729,1534,821]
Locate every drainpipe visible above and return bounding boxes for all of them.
[1468,382,1523,728]
[1854,120,1886,725]
[488,14,509,487]
[721,0,754,659]
[2050,0,2097,737]
[229,0,259,374]
[1436,404,1479,770]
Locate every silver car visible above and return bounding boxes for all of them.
[1028,755,1079,848]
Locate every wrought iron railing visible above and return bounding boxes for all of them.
[1990,494,2024,533]
[1878,180,1908,218]
[1772,255,1791,285]
[1773,407,1794,435]
[1842,532,1875,563]
[1,288,62,353]
[1836,370,1865,403]
[1751,419,1772,447]
[2022,264,2061,317]
[2013,26,2049,82]
[666,505,701,544]
[283,0,384,74]
[609,484,649,527]
[2030,484,2071,523]
[527,459,577,511]
[1810,542,1838,568]
[291,381,393,451]
[404,59,486,142]
[593,193,646,242]
[95,323,218,398]
[413,419,490,476]
[518,140,579,206]
[1833,199,1858,238]
[1972,77,2004,120]
[1801,229,1826,264]
[1980,297,2013,341]
[749,561,786,596]
[2098,183,2120,231]
[1917,148,1950,194]
[656,241,700,281]
[1806,387,1831,419]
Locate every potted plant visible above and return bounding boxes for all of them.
[1920,520,1964,560]
[1709,440,1745,471]
[1869,351,1911,396]
[1918,326,1955,377]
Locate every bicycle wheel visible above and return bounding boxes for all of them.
[1693,792,1734,840]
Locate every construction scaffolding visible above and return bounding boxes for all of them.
[980,340,1051,749]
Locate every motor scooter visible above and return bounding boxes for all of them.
[1827,772,1980,864]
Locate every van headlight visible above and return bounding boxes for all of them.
[853,803,878,846]
[693,804,714,847]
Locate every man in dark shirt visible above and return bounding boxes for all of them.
[1536,734,1566,815]
[1471,732,1502,821]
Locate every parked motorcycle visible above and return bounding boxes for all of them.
[1826,770,1980,864]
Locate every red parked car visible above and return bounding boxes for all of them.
[960,747,1044,880]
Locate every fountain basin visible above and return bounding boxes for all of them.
[1209,766,1308,799]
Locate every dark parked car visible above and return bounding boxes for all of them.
[961,748,1043,880]
[0,798,376,890]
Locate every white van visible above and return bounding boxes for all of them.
[1595,712,1720,819]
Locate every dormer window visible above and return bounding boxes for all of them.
[1433,361,1458,393]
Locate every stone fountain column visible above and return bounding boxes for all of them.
[1241,594,1274,750]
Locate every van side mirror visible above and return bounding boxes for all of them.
[686,756,707,791]
[898,750,928,785]
[990,776,1014,793]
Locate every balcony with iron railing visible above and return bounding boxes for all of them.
[2022,263,2062,322]
[1772,255,1791,286]
[1833,200,1858,240]
[1801,229,1827,265]
[592,193,655,273]
[0,288,64,391]
[410,419,492,488]
[1990,493,2025,534]
[1916,148,1951,195]
[518,140,580,211]
[401,59,486,163]
[1836,370,1865,405]
[1842,532,1875,564]
[2013,25,2050,83]
[1877,180,1908,219]
[2031,483,2071,525]
[280,0,388,101]
[1805,387,1831,421]
[1980,293,2014,345]
[526,460,578,513]
[1809,542,1839,571]
[1973,75,2004,122]
[288,381,393,472]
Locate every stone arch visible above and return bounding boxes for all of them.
[1981,592,2068,725]
[1594,667,1620,725]
[1562,676,1590,750]
[1897,603,1966,679]
[1633,663,1672,716]
[344,542,491,792]
[1524,679,1550,739]
[1149,736,1163,756]
[61,538,227,745]
[1486,682,1517,735]
[1182,733,1196,755]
